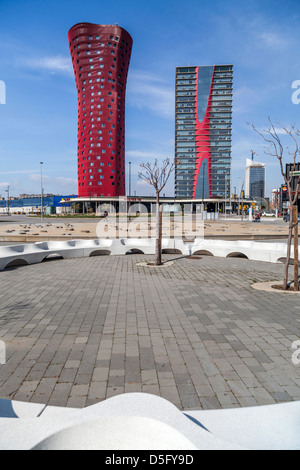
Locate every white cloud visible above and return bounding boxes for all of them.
[233,86,258,114]
[0,169,39,175]
[22,55,73,74]
[127,70,174,119]
[126,150,171,160]
[29,173,47,182]
[55,176,77,185]
[29,173,76,184]
[129,70,167,84]
[233,83,284,115]
[27,173,77,193]
[258,31,289,49]
[136,178,149,186]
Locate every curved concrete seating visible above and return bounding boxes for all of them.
[0,238,296,271]
[0,393,299,450]
[192,239,294,264]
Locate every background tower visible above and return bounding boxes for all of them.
[245,158,266,199]
[68,23,133,198]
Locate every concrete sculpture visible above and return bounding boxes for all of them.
[0,393,299,450]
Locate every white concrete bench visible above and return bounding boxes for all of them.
[0,238,295,271]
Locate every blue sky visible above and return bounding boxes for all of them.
[0,0,300,198]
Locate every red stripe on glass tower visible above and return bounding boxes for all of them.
[68,23,133,198]
[175,65,233,200]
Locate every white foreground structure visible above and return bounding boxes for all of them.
[0,393,299,450]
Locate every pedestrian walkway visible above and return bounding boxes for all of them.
[0,254,299,410]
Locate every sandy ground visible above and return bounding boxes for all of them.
[0,215,290,242]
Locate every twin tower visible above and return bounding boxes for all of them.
[68,23,133,198]
[69,23,233,201]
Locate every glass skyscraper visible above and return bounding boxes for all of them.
[175,65,233,199]
[245,158,265,199]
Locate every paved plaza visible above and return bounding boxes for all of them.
[0,253,299,411]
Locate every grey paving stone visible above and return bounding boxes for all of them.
[0,254,299,411]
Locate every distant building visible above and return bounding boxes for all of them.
[286,163,300,191]
[68,23,133,199]
[272,188,281,212]
[245,158,265,199]
[175,65,233,199]
[0,195,77,215]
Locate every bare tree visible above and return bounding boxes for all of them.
[252,117,300,290]
[138,158,174,265]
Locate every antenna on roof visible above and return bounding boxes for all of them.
[251,150,256,161]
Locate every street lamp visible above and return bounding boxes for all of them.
[202,160,206,218]
[224,170,231,217]
[5,186,10,216]
[40,162,44,222]
[128,161,131,216]
[238,176,241,217]
[225,171,227,217]
[129,161,131,199]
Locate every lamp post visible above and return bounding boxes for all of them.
[238,176,241,218]
[40,162,44,222]
[225,171,227,218]
[5,186,10,216]
[202,160,206,219]
[234,186,237,213]
[224,170,231,217]
[129,161,131,199]
[128,161,131,217]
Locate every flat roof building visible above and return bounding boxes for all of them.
[175,65,233,200]
[245,158,265,199]
[0,195,76,215]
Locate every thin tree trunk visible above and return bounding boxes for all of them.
[294,205,299,291]
[283,208,293,290]
[155,191,162,265]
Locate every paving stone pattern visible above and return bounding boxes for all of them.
[0,254,299,410]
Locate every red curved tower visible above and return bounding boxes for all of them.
[68,23,133,198]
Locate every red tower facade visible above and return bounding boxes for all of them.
[68,23,133,198]
[175,65,233,199]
